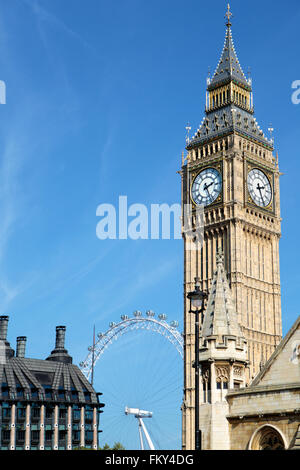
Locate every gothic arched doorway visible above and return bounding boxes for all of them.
[249,425,286,450]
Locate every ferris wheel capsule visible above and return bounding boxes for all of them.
[121,315,129,321]
[170,321,179,328]
[97,333,103,339]
[158,314,167,321]
[146,310,155,317]
[133,310,142,317]
[109,322,116,328]
[88,346,93,352]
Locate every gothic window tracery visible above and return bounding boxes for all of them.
[215,366,229,395]
[251,427,285,450]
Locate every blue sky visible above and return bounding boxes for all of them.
[0,0,300,449]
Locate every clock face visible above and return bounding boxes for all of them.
[247,168,272,208]
[191,168,222,206]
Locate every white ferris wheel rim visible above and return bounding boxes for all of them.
[79,314,183,380]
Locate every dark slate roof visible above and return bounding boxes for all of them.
[0,319,100,406]
[209,25,250,90]
[187,104,273,149]
[0,356,98,404]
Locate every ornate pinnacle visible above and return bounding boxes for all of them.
[216,247,224,265]
[225,3,232,28]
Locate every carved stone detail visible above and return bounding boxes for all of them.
[233,366,243,377]
[216,366,229,381]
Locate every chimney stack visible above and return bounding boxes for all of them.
[46,325,72,364]
[0,316,9,341]
[55,326,66,349]
[16,336,27,358]
[0,315,14,360]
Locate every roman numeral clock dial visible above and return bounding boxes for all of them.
[247,168,272,208]
[191,168,222,207]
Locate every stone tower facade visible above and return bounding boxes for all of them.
[198,249,248,450]
[181,7,282,450]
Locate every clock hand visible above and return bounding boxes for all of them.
[204,183,214,202]
[257,183,264,203]
[205,181,214,190]
[203,181,214,196]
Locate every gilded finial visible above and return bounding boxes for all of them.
[225,3,232,27]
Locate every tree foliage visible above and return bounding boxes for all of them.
[100,442,125,450]
[74,442,125,451]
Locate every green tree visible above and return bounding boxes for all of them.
[73,442,125,450]
[99,442,125,450]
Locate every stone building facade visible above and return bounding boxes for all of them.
[0,316,104,450]
[226,317,300,450]
[194,250,300,450]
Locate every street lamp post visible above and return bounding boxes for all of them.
[187,277,207,451]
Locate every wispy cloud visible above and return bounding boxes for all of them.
[89,253,179,322]
[29,245,114,307]
[0,141,19,262]
[20,0,96,54]
[0,115,41,309]
[0,276,37,311]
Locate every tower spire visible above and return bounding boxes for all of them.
[209,12,248,90]
[201,248,243,339]
[186,6,274,151]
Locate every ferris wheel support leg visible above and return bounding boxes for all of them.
[138,419,144,450]
[139,417,155,450]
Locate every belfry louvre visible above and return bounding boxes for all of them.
[0,316,104,450]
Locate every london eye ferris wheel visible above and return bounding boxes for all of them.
[79,310,183,450]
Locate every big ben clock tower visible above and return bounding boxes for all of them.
[181,6,282,450]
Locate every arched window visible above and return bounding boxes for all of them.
[202,369,211,403]
[260,431,284,450]
[250,426,286,450]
